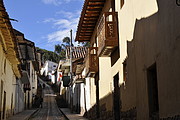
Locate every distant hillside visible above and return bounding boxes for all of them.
[36,47,63,63]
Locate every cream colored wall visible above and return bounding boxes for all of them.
[116,0,180,119]
[99,57,115,111]
[116,0,158,42]
[4,62,16,116]
[98,57,112,98]
[129,1,180,118]
[3,60,13,115]
[0,44,17,117]
[0,44,3,115]
[31,65,38,96]
[109,0,158,112]
[14,79,24,114]
[84,78,91,111]
[89,78,96,106]
[90,0,158,114]
[89,0,114,111]
[29,61,35,107]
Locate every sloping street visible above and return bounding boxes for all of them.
[1,0,180,120]
[30,84,66,120]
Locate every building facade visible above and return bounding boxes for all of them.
[40,60,58,83]
[74,0,180,120]
[0,1,21,119]
[14,29,40,110]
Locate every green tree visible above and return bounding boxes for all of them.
[54,44,62,54]
[36,47,61,63]
[62,37,70,46]
[83,42,90,47]
[53,36,72,59]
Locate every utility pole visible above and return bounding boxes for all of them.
[70,29,73,84]
[70,29,73,112]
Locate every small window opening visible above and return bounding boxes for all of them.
[121,0,124,9]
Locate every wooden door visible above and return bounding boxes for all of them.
[113,73,120,120]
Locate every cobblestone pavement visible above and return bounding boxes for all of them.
[30,85,66,120]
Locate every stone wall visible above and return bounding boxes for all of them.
[99,104,113,120]
[160,115,180,120]
[85,104,137,120]
[121,107,137,120]
[84,105,97,120]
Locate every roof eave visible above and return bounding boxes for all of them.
[75,0,106,42]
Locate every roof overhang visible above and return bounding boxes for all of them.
[0,2,21,78]
[18,40,36,61]
[75,0,106,42]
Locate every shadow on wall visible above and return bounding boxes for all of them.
[84,90,136,120]
[56,95,68,108]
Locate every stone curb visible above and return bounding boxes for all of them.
[54,95,69,120]
[26,108,40,120]
[58,107,69,120]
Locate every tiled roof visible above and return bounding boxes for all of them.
[66,47,87,59]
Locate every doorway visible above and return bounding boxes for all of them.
[147,63,159,119]
[27,91,30,109]
[0,81,3,119]
[2,91,6,119]
[113,73,120,120]
[11,94,13,114]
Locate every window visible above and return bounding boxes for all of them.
[27,62,30,76]
[4,59,6,74]
[147,63,159,119]
[32,70,34,82]
[123,59,127,82]
[121,0,124,9]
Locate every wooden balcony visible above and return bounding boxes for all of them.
[74,74,85,84]
[97,12,118,57]
[84,47,98,77]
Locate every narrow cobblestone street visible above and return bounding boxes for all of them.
[1,0,180,119]
[30,84,66,120]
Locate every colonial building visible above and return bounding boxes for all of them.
[58,47,88,114]
[40,60,58,83]
[14,29,39,110]
[75,0,180,120]
[0,1,21,119]
[124,0,180,119]
[76,0,122,119]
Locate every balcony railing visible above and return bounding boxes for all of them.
[97,12,118,57]
[74,74,85,84]
[84,47,98,77]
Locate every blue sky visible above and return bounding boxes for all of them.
[4,0,84,51]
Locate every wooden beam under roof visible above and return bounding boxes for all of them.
[86,8,102,11]
[83,16,99,18]
[80,33,92,36]
[75,0,106,42]
[81,27,94,30]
